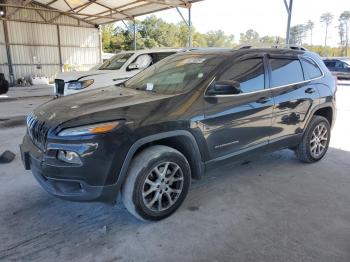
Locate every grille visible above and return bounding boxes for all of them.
[55,79,65,95]
[26,113,50,150]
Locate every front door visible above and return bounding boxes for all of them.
[202,55,274,160]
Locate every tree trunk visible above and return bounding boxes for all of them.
[325,25,328,47]
[310,29,313,45]
[346,23,348,56]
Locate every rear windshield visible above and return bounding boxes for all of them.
[98,53,133,70]
[124,53,224,95]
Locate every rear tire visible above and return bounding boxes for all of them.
[295,115,330,163]
[121,145,191,221]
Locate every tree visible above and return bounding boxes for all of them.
[339,11,350,56]
[100,24,115,52]
[320,12,334,47]
[205,30,235,48]
[259,35,284,46]
[239,29,259,45]
[290,24,307,45]
[306,20,315,45]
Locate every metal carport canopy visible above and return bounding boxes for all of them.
[1,0,201,25]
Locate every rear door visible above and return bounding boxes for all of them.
[268,56,320,142]
[202,54,274,159]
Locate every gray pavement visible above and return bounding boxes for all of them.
[1,85,53,100]
[0,84,350,262]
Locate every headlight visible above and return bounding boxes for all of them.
[58,121,120,136]
[67,79,94,90]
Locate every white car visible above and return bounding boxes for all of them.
[54,48,179,96]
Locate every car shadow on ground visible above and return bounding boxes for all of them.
[1,147,350,261]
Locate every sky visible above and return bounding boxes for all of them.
[134,0,350,47]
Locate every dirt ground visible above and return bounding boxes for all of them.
[0,83,349,262]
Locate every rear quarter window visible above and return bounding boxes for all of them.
[300,57,323,80]
[269,58,304,87]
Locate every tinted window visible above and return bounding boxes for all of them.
[270,59,304,87]
[324,60,336,67]
[152,52,176,63]
[301,57,323,79]
[219,58,265,93]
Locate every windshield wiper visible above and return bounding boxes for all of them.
[135,87,157,93]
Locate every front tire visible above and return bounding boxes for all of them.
[295,115,331,163]
[121,145,191,221]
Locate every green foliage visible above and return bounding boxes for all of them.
[320,12,334,25]
[304,45,350,57]
[290,24,307,45]
[239,29,259,45]
[101,15,237,52]
[101,13,350,57]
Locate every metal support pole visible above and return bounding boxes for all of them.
[98,26,102,63]
[176,7,192,48]
[133,19,136,50]
[56,25,63,72]
[284,0,293,45]
[188,7,192,48]
[3,20,14,85]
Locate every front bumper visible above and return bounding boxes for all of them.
[20,134,119,202]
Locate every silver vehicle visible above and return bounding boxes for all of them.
[323,57,350,80]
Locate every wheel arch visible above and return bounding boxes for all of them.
[313,106,333,127]
[304,103,335,132]
[116,130,204,192]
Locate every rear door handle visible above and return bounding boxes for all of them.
[305,87,316,94]
[256,97,271,104]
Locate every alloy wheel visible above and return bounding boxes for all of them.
[310,123,328,158]
[142,162,184,212]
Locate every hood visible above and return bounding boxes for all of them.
[56,70,120,82]
[33,85,175,128]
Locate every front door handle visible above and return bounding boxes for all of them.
[305,87,316,94]
[256,97,271,104]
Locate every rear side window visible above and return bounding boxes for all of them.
[324,61,336,67]
[269,58,304,87]
[301,57,323,80]
[152,52,176,63]
[219,58,265,93]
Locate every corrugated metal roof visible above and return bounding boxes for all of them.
[1,0,201,26]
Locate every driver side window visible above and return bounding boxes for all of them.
[218,58,265,93]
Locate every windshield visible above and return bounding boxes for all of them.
[124,53,224,95]
[98,53,133,70]
[343,60,350,66]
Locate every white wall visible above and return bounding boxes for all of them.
[0,1,101,83]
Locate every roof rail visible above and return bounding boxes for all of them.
[235,45,253,50]
[286,45,308,51]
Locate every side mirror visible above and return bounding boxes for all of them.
[207,80,241,96]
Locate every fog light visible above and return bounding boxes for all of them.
[57,150,82,165]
